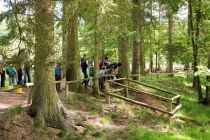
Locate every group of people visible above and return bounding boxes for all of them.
[80,54,121,91]
[0,62,31,87]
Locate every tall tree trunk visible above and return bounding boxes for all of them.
[167,8,173,73]
[29,0,78,130]
[118,34,130,78]
[150,51,153,73]
[139,1,145,75]
[93,16,100,97]
[206,53,210,103]
[132,0,140,80]
[188,0,203,101]
[65,0,80,92]
[62,0,67,78]
[157,3,161,72]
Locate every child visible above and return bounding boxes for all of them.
[98,66,106,91]
[88,62,94,87]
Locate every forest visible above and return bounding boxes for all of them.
[0,0,210,140]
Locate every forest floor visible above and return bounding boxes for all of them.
[0,73,210,140]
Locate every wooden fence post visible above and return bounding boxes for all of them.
[65,83,69,98]
[28,86,33,104]
[104,81,110,104]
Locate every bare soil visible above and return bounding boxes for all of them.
[0,88,30,113]
[0,85,168,140]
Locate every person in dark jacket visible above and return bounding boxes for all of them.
[17,63,26,85]
[54,63,62,91]
[0,63,5,87]
[81,54,88,87]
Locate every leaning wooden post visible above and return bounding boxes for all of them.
[104,81,110,104]
[65,82,69,98]
[28,86,33,104]
[168,100,173,112]
[176,96,180,105]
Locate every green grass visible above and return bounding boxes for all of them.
[64,93,103,115]
[102,73,210,140]
[101,126,210,140]
[5,105,23,118]
[63,73,210,140]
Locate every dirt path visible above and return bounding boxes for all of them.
[0,88,30,112]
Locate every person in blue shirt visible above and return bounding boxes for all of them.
[98,66,106,91]
[54,63,62,91]
[6,64,18,86]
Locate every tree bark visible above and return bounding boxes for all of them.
[131,0,140,80]
[188,0,203,101]
[29,0,79,130]
[93,15,100,97]
[167,8,173,73]
[62,0,67,78]
[65,0,81,92]
[206,53,210,103]
[150,51,153,73]
[118,34,130,78]
[139,1,145,75]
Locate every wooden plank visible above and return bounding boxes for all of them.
[108,80,172,102]
[127,79,177,96]
[171,95,180,101]
[107,78,126,82]
[171,104,182,114]
[108,88,124,93]
[107,92,172,115]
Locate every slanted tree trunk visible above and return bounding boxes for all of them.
[29,0,78,130]
[131,0,140,80]
[167,8,173,74]
[118,34,130,78]
[65,0,80,92]
[188,0,203,102]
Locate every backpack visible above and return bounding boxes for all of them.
[6,67,16,76]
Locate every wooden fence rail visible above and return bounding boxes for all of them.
[106,78,182,116]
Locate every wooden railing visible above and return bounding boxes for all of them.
[105,78,182,116]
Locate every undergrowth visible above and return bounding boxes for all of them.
[62,73,210,140]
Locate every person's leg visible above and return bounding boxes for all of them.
[99,78,102,90]
[83,70,88,87]
[55,75,59,91]
[9,77,12,86]
[26,69,31,83]
[0,72,5,87]
[12,77,15,86]
[0,73,2,87]
[101,77,105,89]
[57,75,61,91]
